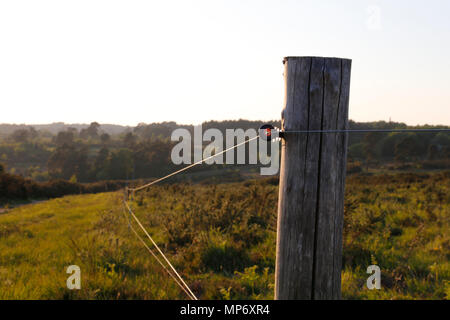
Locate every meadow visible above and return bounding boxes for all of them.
[0,171,448,299]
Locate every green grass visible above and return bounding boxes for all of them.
[0,192,182,299]
[0,172,448,299]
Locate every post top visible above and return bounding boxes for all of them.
[283,56,352,64]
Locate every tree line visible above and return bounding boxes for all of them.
[0,162,126,203]
[0,120,448,184]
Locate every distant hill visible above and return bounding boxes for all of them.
[0,123,132,136]
[0,119,448,183]
[1,119,448,138]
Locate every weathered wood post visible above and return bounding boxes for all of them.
[275,56,352,299]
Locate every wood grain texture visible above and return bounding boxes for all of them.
[275,56,351,300]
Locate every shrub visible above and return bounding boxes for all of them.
[201,244,251,273]
[0,170,127,203]
[347,161,363,174]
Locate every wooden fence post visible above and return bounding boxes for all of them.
[275,56,352,299]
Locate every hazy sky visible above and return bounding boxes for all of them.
[0,0,449,126]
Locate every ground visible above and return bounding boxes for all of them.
[0,172,448,299]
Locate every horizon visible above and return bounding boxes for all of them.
[1,118,450,128]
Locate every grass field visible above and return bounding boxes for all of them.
[0,172,449,299]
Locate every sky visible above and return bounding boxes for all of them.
[0,0,449,126]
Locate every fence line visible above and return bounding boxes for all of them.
[128,135,260,193]
[121,202,196,300]
[118,126,449,299]
[123,199,198,300]
[282,128,450,133]
[119,135,266,299]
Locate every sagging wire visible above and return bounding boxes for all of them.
[122,135,260,300]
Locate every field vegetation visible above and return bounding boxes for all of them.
[0,171,448,299]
